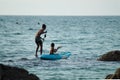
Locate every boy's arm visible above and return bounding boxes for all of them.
[42,31,47,34]
[39,30,47,35]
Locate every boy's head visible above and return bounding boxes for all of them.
[51,43,55,47]
[42,24,46,30]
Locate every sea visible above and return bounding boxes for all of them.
[0,16,120,80]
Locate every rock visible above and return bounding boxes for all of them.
[105,74,113,79]
[98,50,120,61]
[105,68,120,79]
[0,64,40,80]
[0,65,2,80]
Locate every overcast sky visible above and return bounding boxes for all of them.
[0,0,120,15]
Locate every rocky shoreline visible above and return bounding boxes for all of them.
[0,64,40,80]
[98,50,120,79]
[105,68,120,79]
[98,50,120,61]
[1,50,120,79]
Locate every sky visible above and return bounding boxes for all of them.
[0,0,120,15]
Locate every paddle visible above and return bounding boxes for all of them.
[42,33,47,42]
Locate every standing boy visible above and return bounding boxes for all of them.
[35,24,47,57]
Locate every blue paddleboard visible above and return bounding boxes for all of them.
[40,52,71,60]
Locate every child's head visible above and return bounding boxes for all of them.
[51,43,55,47]
[42,24,46,30]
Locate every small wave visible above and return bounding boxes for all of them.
[8,60,14,62]
[19,58,29,61]
[28,28,34,30]
[3,59,14,62]
[52,40,62,42]
[13,32,22,35]
[113,44,120,47]
[0,19,3,21]
[38,22,40,25]
[15,21,22,25]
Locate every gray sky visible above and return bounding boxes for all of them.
[0,0,120,15]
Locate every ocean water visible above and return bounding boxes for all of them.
[0,16,120,80]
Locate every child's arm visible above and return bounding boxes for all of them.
[54,46,62,52]
[57,46,62,50]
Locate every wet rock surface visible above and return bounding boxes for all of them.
[98,50,120,61]
[105,68,120,79]
[0,64,40,80]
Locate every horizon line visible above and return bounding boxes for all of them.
[0,14,120,16]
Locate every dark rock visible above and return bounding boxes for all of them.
[105,68,120,79]
[0,65,2,80]
[105,74,113,79]
[98,50,120,61]
[0,64,40,80]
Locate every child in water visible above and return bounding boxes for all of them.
[35,24,47,57]
[50,43,62,54]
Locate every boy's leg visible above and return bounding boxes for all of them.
[40,44,43,55]
[35,44,39,57]
[39,40,43,55]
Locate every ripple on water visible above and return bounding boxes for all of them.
[13,32,22,35]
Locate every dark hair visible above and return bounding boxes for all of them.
[42,24,46,29]
[51,43,55,47]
